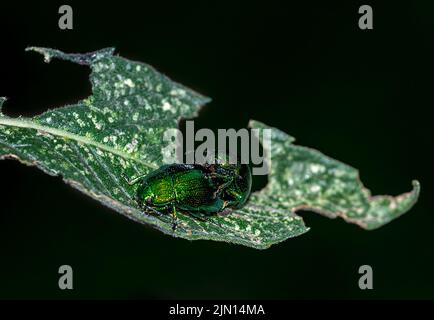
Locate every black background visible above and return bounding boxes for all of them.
[0,1,433,299]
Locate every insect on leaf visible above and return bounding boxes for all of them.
[0,47,420,249]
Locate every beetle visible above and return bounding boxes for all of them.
[127,159,251,231]
[203,156,252,210]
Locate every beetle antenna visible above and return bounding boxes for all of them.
[140,204,184,232]
[123,173,146,186]
[141,204,166,218]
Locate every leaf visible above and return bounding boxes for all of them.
[0,47,420,249]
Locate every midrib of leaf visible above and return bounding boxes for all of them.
[0,116,158,170]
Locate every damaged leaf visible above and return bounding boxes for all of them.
[0,47,420,249]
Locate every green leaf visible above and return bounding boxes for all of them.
[0,47,420,249]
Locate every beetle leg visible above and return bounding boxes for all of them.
[171,204,178,231]
[140,203,183,232]
[141,203,167,219]
[188,212,208,222]
[211,176,235,196]
[218,207,233,216]
[219,179,233,190]
[209,172,233,181]
[123,172,152,186]
[225,189,243,202]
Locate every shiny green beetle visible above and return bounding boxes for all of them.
[128,160,251,230]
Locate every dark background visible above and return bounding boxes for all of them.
[0,1,433,299]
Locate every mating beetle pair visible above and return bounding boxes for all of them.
[127,155,252,230]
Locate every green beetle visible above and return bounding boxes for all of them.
[127,160,251,230]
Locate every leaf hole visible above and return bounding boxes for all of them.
[1,57,92,118]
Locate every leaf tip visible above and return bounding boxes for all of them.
[26,46,116,65]
[405,179,421,207]
[412,179,421,193]
[26,46,53,63]
[398,179,420,208]
[363,179,421,230]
